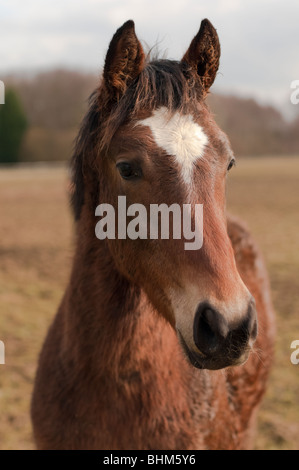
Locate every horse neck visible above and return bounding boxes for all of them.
[62,208,176,377]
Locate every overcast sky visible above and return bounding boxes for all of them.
[0,0,298,116]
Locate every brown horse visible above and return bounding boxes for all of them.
[31,19,275,450]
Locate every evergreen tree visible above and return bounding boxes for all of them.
[0,88,28,163]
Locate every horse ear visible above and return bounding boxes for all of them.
[182,19,220,94]
[103,20,145,101]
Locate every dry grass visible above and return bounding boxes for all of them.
[0,157,298,449]
[227,157,299,450]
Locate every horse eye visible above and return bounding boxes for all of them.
[116,162,141,180]
[227,158,235,172]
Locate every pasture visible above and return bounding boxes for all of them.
[0,157,298,449]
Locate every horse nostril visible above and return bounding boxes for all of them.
[245,299,258,341]
[251,320,258,341]
[193,304,229,356]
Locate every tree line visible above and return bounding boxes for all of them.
[0,69,298,163]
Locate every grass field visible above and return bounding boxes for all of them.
[0,157,299,450]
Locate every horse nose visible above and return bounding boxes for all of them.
[193,304,229,355]
[193,300,257,357]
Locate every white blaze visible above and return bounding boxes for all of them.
[137,107,208,184]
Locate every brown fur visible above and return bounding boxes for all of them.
[31,19,275,450]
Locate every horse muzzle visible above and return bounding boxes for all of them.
[178,299,257,370]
